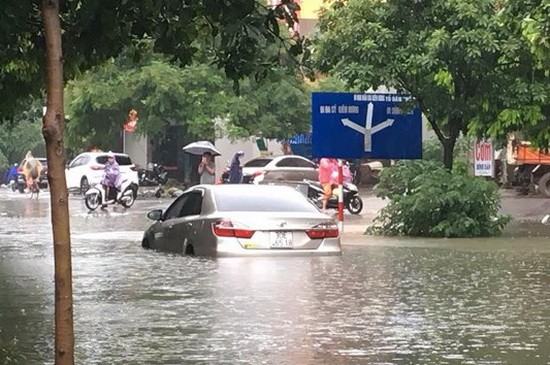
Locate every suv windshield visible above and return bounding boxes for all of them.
[96,155,132,166]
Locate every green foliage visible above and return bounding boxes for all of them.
[504,0,550,68]
[367,161,511,238]
[0,100,46,167]
[0,0,304,119]
[65,43,311,151]
[423,136,474,173]
[307,75,350,92]
[65,54,229,150]
[227,69,310,139]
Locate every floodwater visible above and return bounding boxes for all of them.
[0,189,549,364]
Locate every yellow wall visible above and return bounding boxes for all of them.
[299,0,324,20]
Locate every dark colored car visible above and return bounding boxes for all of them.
[13,157,48,193]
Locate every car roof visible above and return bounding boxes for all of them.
[246,155,314,163]
[192,184,319,213]
[77,152,129,157]
[246,156,275,162]
[192,183,301,196]
[271,155,313,162]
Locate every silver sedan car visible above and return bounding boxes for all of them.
[142,184,341,257]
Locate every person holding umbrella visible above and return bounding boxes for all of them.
[198,152,215,184]
[228,151,244,184]
[182,141,221,185]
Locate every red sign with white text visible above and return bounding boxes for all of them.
[474,140,493,177]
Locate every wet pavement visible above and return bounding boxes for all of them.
[1,187,550,364]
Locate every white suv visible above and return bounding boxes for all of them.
[65,152,139,194]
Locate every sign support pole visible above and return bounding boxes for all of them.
[337,159,344,232]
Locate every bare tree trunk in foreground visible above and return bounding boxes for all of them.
[42,1,75,364]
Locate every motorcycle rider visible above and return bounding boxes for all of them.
[101,151,121,208]
[228,151,244,184]
[318,157,338,212]
[4,163,18,187]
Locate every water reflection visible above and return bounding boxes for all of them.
[0,193,549,364]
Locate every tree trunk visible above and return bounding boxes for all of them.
[42,1,75,364]
[442,139,455,170]
[442,118,461,170]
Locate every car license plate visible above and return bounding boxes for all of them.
[270,231,293,249]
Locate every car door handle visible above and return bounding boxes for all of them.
[184,223,192,229]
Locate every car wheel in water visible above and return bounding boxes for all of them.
[84,192,100,211]
[347,195,363,214]
[184,243,195,256]
[141,237,151,249]
[80,177,89,195]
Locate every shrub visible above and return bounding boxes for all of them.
[367,160,511,237]
[422,136,472,174]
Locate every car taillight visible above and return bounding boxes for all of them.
[212,220,255,239]
[17,167,23,173]
[306,222,339,239]
[90,165,103,170]
[253,170,265,176]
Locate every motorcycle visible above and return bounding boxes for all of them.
[84,178,138,211]
[220,160,231,184]
[303,179,363,214]
[138,163,168,186]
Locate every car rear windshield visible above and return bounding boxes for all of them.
[96,155,133,165]
[243,159,272,168]
[215,190,318,212]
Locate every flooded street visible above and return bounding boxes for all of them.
[1,189,550,364]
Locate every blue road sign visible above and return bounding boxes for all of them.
[311,92,422,159]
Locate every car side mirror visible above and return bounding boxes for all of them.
[147,209,163,221]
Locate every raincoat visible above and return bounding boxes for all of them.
[22,152,43,181]
[101,158,122,190]
[228,152,244,184]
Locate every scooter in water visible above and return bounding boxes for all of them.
[84,178,138,211]
[303,179,363,214]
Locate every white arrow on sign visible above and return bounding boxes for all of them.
[341,102,394,152]
[341,118,366,134]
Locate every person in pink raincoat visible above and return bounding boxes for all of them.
[318,157,338,212]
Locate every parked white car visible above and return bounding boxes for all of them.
[243,155,319,184]
[65,152,139,194]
